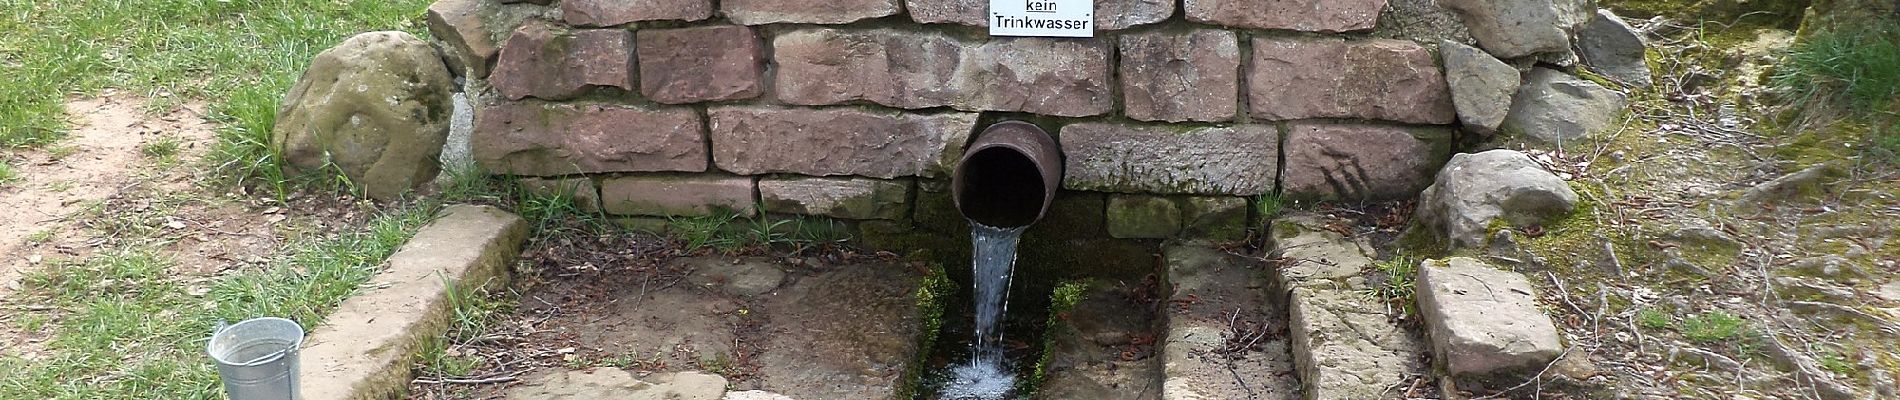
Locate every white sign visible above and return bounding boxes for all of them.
[989,0,1094,38]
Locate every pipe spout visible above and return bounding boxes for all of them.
[952,121,1063,228]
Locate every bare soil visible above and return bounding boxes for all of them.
[0,94,369,363]
[407,227,934,400]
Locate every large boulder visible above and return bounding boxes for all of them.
[1415,150,1579,249]
[1438,0,1591,58]
[273,31,454,201]
[1500,68,1627,144]
[1576,9,1653,88]
[1439,40,1519,135]
[1416,257,1564,378]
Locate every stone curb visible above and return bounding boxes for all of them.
[299,204,529,400]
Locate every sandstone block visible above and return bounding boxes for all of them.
[1095,0,1175,30]
[723,0,901,25]
[1106,195,1182,239]
[600,175,757,217]
[1119,29,1239,122]
[562,0,712,26]
[907,0,1173,29]
[1281,123,1453,202]
[904,0,986,26]
[758,177,911,220]
[1181,196,1248,241]
[1288,286,1426,399]
[426,0,540,78]
[1417,257,1565,377]
[273,31,454,201]
[708,106,978,178]
[1440,40,1520,135]
[638,25,765,104]
[1184,0,1386,32]
[772,28,963,109]
[472,101,705,176]
[951,38,1114,117]
[1060,123,1278,195]
[490,23,634,101]
[1248,37,1454,124]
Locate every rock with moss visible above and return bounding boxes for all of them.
[1576,9,1654,88]
[1439,0,1591,58]
[1106,195,1182,239]
[1500,68,1628,144]
[273,31,455,201]
[1415,150,1579,250]
[1441,40,1519,135]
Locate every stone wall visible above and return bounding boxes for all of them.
[425,0,1600,246]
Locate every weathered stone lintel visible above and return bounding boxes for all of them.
[299,205,529,400]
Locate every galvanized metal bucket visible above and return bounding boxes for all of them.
[207,317,304,400]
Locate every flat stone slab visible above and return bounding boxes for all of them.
[1269,215,1428,399]
[507,369,727,399]
[1416,257,1564,378]
[300,205,529,400]
[1035,282,1163,399]
[531,259,929,399]
[749,262,928,398]
[1160,246,1300,400]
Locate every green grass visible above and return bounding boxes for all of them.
[138,135,182,162]
[0,0,433,191]
[1363,255,1419,315]
[0,160,17,186]
[1253,193,1283,218]
[1679,310,1749,343]
[1775,20,1900,114]
[1773,19,1900,160]
[1637,307,1674,329]
[0,203,438,399]
[416,275,512,379]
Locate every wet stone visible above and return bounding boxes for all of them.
[1106,195,1183,239]
[1034,282,1163,399]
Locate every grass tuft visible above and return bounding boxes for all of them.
[1775,20,1900,113]
[1679,310,1749,343]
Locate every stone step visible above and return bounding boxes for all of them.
[1269,215,1430,399]
[1033,281,1164,399]
[1158,245,1301,400]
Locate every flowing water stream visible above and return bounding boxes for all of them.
[937,222,1029,399]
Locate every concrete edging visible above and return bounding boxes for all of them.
[298,204,528,400]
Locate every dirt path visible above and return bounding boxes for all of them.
[0,94,215,295]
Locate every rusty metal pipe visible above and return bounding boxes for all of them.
[952,121,1063,228]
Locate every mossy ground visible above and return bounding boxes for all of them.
[1482,10,1900,396]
